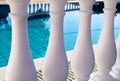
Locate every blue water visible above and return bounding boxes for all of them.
[64,11,120,50]
[0,11,120,67]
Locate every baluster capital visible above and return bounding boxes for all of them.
[7,0,30,16]
[49,0,67,13]
[77,0,95,5]
[104,0,118,9]
[77,0,95,12]
[7,0,30,5]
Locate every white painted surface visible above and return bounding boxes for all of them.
[5,0,37,81]
[42,0,69,81]
[71,0,95,81]
[90,0,119,81]
[111,33,120,81]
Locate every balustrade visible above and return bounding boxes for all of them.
[4,0,120,81]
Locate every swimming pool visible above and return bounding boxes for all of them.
[0,11,120,67]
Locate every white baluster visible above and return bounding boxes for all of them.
[90,0,118,81]
[42,0,68,81]
[110,33,120,81]
[71,0,95,81]
[5,0,37,81]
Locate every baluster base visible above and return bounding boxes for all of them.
[110,65,120,81]
[73,80,87,81]
[89,72,119,81]
[72,79,88,81]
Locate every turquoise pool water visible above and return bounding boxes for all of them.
[0,11,120,67]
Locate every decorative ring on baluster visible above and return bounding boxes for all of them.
[103,8,117,12]
[50,11,65,16]
[9,13,29,18]
[80,10,93,14]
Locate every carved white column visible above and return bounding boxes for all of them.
[42,0,68,81]
[71,0,95,81]
[5,0,37,81]
[110,33,120,81]
[90,0,118,81]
